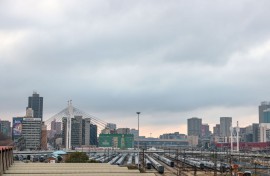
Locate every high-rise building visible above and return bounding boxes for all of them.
[0,120,11,137]
[62,116,98,148]
[220,117,232,137]
[51,119,62,134]
[201,124,210,137]
[187,117,202,137]
[213,124,220,136]
[28,92,43,120]
[259,101,270,123]
[263,109,270,123]
[21,117,42,150]
[62,117,67,147]
[252,123,259,142]
[244,125,253,142]
[41,122,47,150]
[90,124,97,146]
[258,123,270,142]
[71,116,83,147]
[82,118,90,146]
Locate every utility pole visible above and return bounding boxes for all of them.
[214,150,217,176]
[142,149,145,171]
[176,148,180,176]
[229,153,232,176]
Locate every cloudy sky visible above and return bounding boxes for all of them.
[1,0,270,137]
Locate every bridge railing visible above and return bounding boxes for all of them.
[0,146,13,176]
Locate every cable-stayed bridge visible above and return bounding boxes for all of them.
[44,101,108,149]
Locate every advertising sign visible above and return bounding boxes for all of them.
[12,117,23,136]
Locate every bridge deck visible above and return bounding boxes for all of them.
[3,163,155,176]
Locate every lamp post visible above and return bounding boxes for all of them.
[136,112,140,169]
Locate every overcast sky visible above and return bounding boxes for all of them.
[1,0,270,137]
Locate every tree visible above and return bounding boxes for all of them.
[57,156,62,163]
[65,152,89,163]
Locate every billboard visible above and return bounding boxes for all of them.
[99,134,134,148]
[12,117,23,138]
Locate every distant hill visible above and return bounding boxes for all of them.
[0,132,13,146]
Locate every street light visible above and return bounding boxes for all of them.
[136,112,140,169]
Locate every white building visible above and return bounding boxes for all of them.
[130,128,138,139]
[259,123,270,142]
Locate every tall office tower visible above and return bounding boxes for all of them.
[62,116,82,147]
[0,120,11,137]
[244,125,253,142]
[187,117,202,136]
[220,117,232,137]
[62,117,67,147]
[259,101,270,123]
[201,124,210,137]
[82,118,91,146]
[213,124,220,136]
[21,117,42,150]
[51,119,62,134]
[62,116,98,148]
[90,124,97,146]
[71,116,83,147]
[263,109,270,123]
[28,92,43,120]
[252,123,259,142]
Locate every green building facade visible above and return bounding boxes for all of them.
[99,134,134,149]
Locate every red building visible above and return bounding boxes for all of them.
[215,142,270,151]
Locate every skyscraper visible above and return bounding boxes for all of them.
[220,117,232,137]
[187,117,202,137]
[201,124,210,137]
[51,119,62,134]
[263,109,270,123]
[62,116,98,148]
[90,124,97,146]
[28,92,43,120]
[259,101,270,123]
[213,124,220,136]
[0,120,11,137]
[252,123,259,142]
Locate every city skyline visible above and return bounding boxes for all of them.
[1,92,263,137]
[1,1,270,137]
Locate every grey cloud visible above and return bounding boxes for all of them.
[1,1,270,134]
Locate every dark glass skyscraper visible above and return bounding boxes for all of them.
[259,101,270,123]
[28,92,43,120]
[90,124,98,146]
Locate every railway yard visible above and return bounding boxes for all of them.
[13,149,270,175]
[86,149,270,176]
